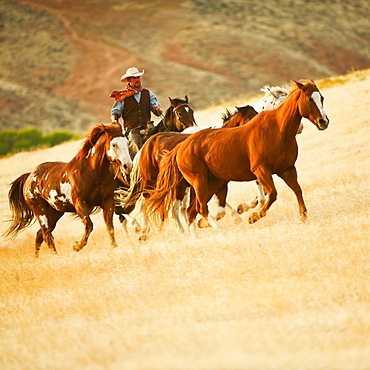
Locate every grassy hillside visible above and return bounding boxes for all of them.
[1,0,369,134]
[0,69,369,369]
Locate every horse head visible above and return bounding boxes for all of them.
[105,123,133,174]
[167,96,197,131]
[294,80,329,131]
[222,105,258,128]
[254,86,289,112]
[89,123,132,175]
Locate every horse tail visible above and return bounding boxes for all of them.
[116,151,143,212]
[3,172,35,240]
[145,145,183,224]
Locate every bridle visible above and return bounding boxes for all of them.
[172,103,197,130]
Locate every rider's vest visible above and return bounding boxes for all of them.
[122,89,151,129]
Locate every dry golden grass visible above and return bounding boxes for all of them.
[1,70,370,369]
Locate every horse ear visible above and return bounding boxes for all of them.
[184,95,189,103]
[267,87,280,99]
[169,97,174,106]
[89,124,105,146]
[294,80,304,90]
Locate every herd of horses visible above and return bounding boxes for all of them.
[4,80,329,257]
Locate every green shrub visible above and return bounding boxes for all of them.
[42,131,78,147]
[0,128,79,157]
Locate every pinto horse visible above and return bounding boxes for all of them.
[116,105,259,239]
[144,80,329,230]
[4,123,132,257]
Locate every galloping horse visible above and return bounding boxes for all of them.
[144,80,329,231]
[4,123,132,257]
[116,105,259,240]
[114,95,197,229]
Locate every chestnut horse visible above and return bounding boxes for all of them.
[4,123,132,257]
[115,105,259,239]
[144,80,329,231]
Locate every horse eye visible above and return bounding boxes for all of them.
[308,97,313,102]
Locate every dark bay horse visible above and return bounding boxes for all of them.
[114,95,196,229]
[140,95,196,142]
[116,105,259,239]
[144,80,329,231]
[4,123,132,257]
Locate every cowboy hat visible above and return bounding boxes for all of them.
[120,67,144,82]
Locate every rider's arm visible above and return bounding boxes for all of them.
[149,91,162,116]
[111,100,124,122]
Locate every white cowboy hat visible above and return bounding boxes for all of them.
[120,67,144,82]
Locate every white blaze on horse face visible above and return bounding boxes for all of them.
[311,91,328,123]
[108,137,132,173]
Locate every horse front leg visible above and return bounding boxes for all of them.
[102,200,118,249]
[237,180,266,214]
[278,166,307,221]
[138,197,150,241]
[172,199,185,233]
[249,169,277,224]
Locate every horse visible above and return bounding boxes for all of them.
[140,95,196,141]
[144,80,329,231]
[3,123,132,257]
[114,95,196,228]
[116,105,259,240]
[181,87,294,223]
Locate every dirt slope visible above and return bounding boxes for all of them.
[0,0,370,133]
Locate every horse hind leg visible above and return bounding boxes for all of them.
[33,206,64,257]
[35,229,45,258]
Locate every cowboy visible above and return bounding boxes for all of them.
[110,67,163,157]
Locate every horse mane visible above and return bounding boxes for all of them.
[288,79,315,93]
[261,85,288,95]
[222,105,256,126]
[76,123,123,159]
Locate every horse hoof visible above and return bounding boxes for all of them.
[237,203,248,214]
[73,242,81,252]
[215,212,226,221]
[248,212,260,224]
[139,234,147,241]
[233,215,243,224]
[134,226,142,234]
[198,218,211,228]
[300,214,308,222]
